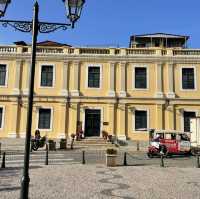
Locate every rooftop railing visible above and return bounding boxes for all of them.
[173,49,200,56]
[1,45,200,57]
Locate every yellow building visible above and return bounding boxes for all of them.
[0,33,199,141]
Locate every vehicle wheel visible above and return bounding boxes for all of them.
[166,153,172,158]
[147,152,153,158]
[191,149,197,156]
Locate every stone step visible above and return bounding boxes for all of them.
[77,141,108,144]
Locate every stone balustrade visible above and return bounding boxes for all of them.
[1,45,200,57]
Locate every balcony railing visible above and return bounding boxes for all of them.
[126,49,156,55]
[173,50,200,56]
[1,45,200,57]
[79,48,110,55]
[0,46,17,53]
[36,48,64,54]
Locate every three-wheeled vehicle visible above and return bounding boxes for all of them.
[147,129,191,158]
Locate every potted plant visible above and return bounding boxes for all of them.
[60,138,67,150]
[48,139,56,151]
[106,148,117,167]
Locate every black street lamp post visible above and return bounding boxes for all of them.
[0,1,85,199]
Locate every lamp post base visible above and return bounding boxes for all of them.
[20,176,30,199]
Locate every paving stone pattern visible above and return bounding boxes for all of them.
[0,164,200,199]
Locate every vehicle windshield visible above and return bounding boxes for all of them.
[152,132,190,141]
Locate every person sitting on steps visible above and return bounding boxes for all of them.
[35,129,41,145]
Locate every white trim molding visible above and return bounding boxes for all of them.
[167,63,175,98]
[0,63,8,88]
[180,65,197,91]
[132,64,149,91]
[39,63,56,88]
[108,62,116,97]
[132,107,150,132]
[119,62,127,97]
[0,105,5,130]
[155,63,164,98]
[60,61,69,97]
[181,108,198,132]
[37,107,53,132]
[85,64,102,89]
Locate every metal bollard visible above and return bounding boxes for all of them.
[123,152,127,166]
[196,154,200,168]
[0,142,1,158]
[1,152,5,168]
[160,153,164,167]
[137,141,140,151]
[30,140,33,153]
[45,144,49,165]
[71,138,74,150]
[82,151,85,164]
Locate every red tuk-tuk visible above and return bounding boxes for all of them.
[147,129,191,158]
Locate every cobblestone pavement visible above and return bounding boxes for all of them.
[0,164,200,199]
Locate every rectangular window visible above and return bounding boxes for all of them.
[41,65,53,87]
[135,67,147,89]
[135,110,147,130]
[0,64,7,86]
[38,109,51,129]
[184,111,196,132]
[182,68,195,89]
[88,66,100,88]
[0,107,3,128]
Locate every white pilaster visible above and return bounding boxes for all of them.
[108,62,116,97]
[155,62,164,98]
[61,61,69,96]
[71,61,80,97]
[13,60,23,95]
[167,62,175,98]
[23,60,31,95]
[119,62,127,97]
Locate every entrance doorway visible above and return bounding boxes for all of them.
[84,109,101,137]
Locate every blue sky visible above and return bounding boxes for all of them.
[0,0,200,48]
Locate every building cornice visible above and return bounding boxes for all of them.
[2,53,200,64]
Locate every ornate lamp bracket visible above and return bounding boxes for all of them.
[0,19,71,33]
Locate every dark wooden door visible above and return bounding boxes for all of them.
[84,109,101,137]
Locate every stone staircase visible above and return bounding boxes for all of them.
[73,137,115,149]
[0,137,115,152]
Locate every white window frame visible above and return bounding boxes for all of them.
[181,109,198,132]
[0,63,8,88]
[0,105,5,130]
[82,107,103,137]
[39,64,55,88]
[132,108,149,132]
[132,64,149,90]
[180,66,197,91]
[37,107,53,131]
[85,64,102,89]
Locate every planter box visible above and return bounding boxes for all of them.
[60,139,67,149]
[106,154,117,167]
[48,140,56,151]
